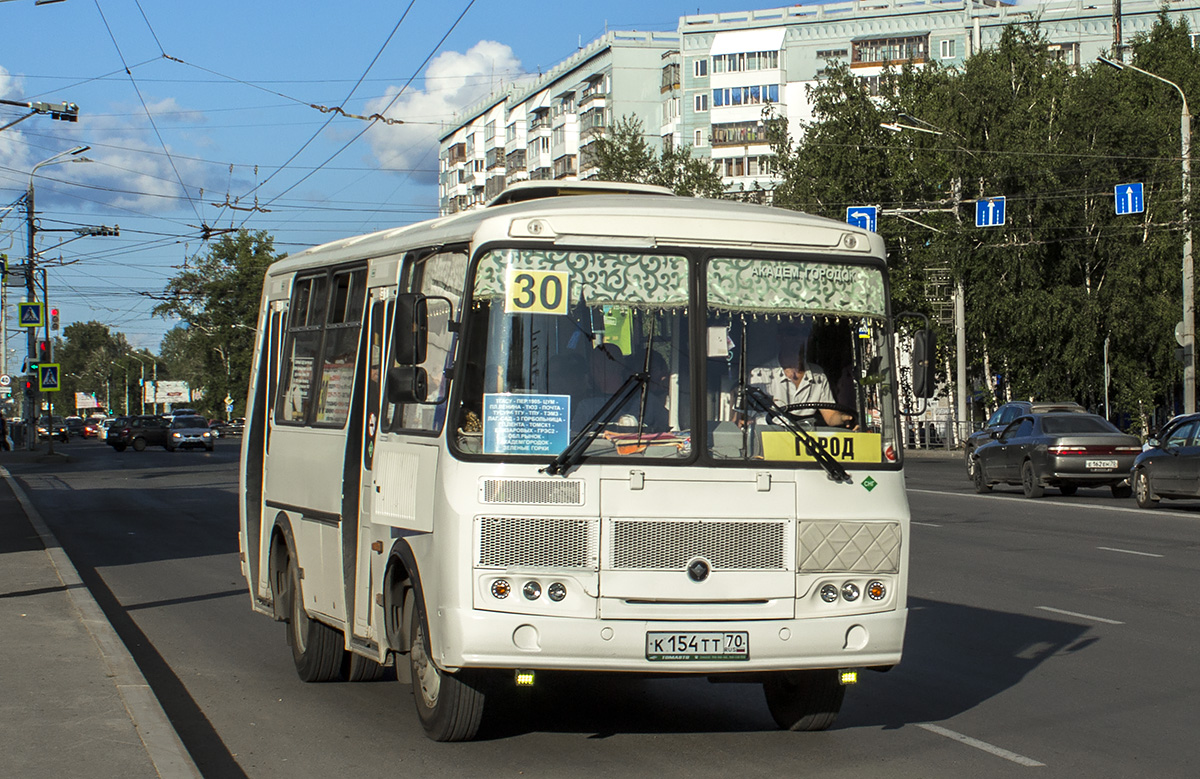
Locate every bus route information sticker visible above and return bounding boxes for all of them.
[483,393,570,455]
[504,268,569,315]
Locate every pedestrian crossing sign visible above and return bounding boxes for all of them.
[19,301,44,327]
[39,363,61,392]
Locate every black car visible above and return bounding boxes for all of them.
[964,401,1086,479]
[37,416,70,442]
[1131,412,1200,509]
[106,415,171,452]
[65,417,87,437]
[972,412,1142,498]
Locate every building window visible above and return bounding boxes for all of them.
[484,121,496,143]
[940,39,956,59]
[694,129,706,147]
[852,35,928,66]
[710,120,777,146]
[711,84,779,108]
[1191,32,1200,48]
[711,50,780,74]
[1047,42,1080,67]
[816,48,848,61]
[694,93,709,113]
[694,58,708,78]
[662,62,681,92]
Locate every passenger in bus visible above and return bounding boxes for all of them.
[746,324,852,427]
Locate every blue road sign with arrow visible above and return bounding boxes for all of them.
[1114,183,1144,215]
[975,197,1006,227]
[18,301,44,327]
[846,206,877,232]
[39,363,61,392]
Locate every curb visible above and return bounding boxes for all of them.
[0,466,202,779]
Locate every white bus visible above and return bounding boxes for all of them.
[239,182,934,741]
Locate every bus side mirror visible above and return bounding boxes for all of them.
[387,366,428,404]
[393,293,429,365]
[911,329,936,398]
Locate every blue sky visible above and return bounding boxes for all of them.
[0,0,758,354]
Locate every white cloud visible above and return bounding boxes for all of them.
[363,41,531,184]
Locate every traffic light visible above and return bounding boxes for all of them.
[50,308,59,330]
[23,375,34,398]
[37,340,50,365]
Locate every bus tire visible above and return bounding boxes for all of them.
[345,653,387,682]
[409,596,486,741]
[285,557,345,683]
[763,669,845,731]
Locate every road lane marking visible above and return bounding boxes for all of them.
[906,488,1185,516]
[1036,606,1124,625]
[917,723,1045,767]
[912,521,942,527]
[1096,546,1163,558]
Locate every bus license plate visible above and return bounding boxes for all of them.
[1086,459,1118,470]
[645,631,749,661]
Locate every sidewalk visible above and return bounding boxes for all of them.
[0,458,200,778]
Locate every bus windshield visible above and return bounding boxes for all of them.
[451,248,898,466]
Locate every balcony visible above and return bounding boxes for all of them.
[505,149,527,174]
[446,143,467,165]
[552,154,577,180]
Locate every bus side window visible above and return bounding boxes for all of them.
[384,250,467,433]
[312,268,367,426]
[276,275,327,425]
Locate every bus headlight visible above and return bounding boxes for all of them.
[820,584,839,603]
[522,581,542,600]
[490,579,511,599]
[841,582,860,601]
[547,582,566,602]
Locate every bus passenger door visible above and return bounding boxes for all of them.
[354,291,390,637]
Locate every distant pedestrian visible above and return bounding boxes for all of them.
[0,412,10,451]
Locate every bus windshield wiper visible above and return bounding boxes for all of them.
[738,385,851,483]
[542,371,648,476]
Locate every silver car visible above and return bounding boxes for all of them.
[972,412,1141,498]
[166,415,215,452]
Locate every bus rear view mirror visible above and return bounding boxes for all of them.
[911,329,936,398]
[394,293,429,365]
[387,366,428,404]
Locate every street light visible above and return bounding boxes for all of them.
[22,145,90,449]
[1099,55,1193,414]
[881,116,970,443]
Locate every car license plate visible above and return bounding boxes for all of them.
[1086,459,1118,470]
[645,631,749,661]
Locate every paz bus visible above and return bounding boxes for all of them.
[238,181,935,741]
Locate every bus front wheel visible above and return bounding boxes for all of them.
[409,597,486,741]
[763,669,845,731]
[285,556,344,682]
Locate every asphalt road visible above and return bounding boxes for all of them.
[8,441,1200,778]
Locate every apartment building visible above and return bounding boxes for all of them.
[439,0,1200,213]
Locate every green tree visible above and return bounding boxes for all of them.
[51,322,133,416]
[152,230,281,416]
[591,114,726,198]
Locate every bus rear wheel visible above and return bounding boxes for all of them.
[409,596,486,741]
[285,556,345,682]
[763,669,845,731]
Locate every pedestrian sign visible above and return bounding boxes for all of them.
[39,363,61,392]
[846,206,877,232]
[18,301,44,327]
[975,197,1006,227]
[1114,183,1144,215]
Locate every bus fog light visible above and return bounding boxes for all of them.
[522,581,542,600]
[491,579,511,599]
[820,584,839,603]
[839,669,858,685]
[841,583,860,601]
[547,582,566,602]
[867,580,886,601]
[515,670,535,686]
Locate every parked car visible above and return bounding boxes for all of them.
[1131,412,1200,508]
[37,416,70,442]
[166,415,215,452]
[972,412,1141,498]
[106,415,170,452]
[964,401,1086,479]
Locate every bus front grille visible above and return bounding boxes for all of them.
[477,516,599,569]
[608,519,789,571]
[479,478,584,505]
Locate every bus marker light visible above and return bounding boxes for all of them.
[547,582,566,602]
[839,670,858,685]
[820,584,839,603]
[841,583,860,601]
[867,581,886,600]
[523,581,542,600]
[491,580,511,599]
[515,670,536,686]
